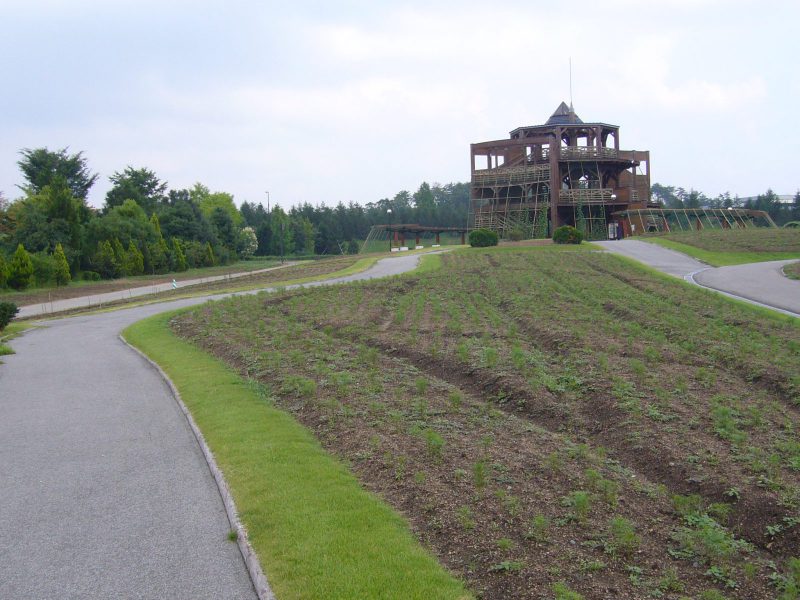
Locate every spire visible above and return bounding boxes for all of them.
[546,101,582,125]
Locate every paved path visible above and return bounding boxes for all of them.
[17,262,299,319]
[693,260,800,315]
[595,240,800,317]
[0,253,425,600]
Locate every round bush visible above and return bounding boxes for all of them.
[468,228,499,247]
[0,302,19,332]
[552,225,584,245]
[81,270,101,281]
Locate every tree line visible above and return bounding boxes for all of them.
[0,147,469,290]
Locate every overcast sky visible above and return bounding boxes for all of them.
[1,0,797,209]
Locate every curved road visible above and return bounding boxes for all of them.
[595,239,800,317]
[0,253,425,600]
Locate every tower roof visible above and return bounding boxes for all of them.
[546,101,583,125]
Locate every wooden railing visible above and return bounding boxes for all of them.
[559,189,615,205]
[473,164,551,186]
[559,147,619,160]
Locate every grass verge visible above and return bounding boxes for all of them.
[123,312,470,600]
[642,235,800,266]
[0,322,33,358]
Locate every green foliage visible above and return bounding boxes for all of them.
[0,253,8,287]
[126,241,145,276]
[93,240,120,279]
[346,239,360,254]
[468,228,499,247]
[553,225,584,244]
[237,226,258,259]
[81,270,101,281]
[17,147,97,199]
[53,242,71,286]
[553,581,584,600]
[604,516,640,557]
[534,205,549,239]
[30,251,57,286]
[0,301,19,331]
[105,166,167,214]
[8,244,34,289]
[561,490,591,523]
[171,238,187,272]
[204,242,216,267]
[507,227,525,241]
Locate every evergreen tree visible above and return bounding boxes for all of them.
[204,242,215,267]
[171,238,187,271]
[126,240,144,275]
[112,238,127,275]
[148,213,170,273]
[575,201,587,236]
[8,244,34,289]
[53,243,71,286]
[93,240,120,279]
[0,253,9,288]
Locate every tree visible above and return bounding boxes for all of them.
[105,167,167,214]
[171,238,187,271]
[93,240,120,279]
[147,213,170,273]
[17,147,98,200]
[112,238,127,275]
[0,253,9,287]
[8,244,34,289]
[203,242,216,267]
[126,241,144,276]
[53,243,71,286]
[237,227,257,259]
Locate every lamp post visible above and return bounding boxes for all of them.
[265,191,270,213]
[387,208,393,251]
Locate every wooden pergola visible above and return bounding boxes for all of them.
[376,224,469,250]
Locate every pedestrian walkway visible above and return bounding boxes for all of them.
[595,239,800,318]
[17,262,297,319]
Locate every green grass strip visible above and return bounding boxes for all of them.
[642,237,800,266]
[123,312,471,600]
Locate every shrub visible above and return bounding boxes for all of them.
[81,270,101,281]
[8,244,34,290]
[508,227,525,241]
[468,228,499,247]
[553,225,584,244]
[0,302,19,331]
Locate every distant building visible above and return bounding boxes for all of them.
[469,102,651,239]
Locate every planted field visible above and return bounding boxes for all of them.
[172,247,800,599]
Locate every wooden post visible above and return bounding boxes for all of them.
[435,232,440,244]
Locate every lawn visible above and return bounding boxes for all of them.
[161,245,799,599]
[784,262,800,280]
[642,229,800,266]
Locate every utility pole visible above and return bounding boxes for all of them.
[265,191,270,213]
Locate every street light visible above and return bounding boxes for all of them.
[265,191,270,213]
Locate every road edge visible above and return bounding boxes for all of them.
[119,334,276,600]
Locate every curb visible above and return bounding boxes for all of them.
[119,334,276,600]
[684,269,800,319]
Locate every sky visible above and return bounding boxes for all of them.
[1,0,798,209]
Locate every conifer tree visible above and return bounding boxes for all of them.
[126,241,144,276]
[53,242,71,286]
[112,238,127,276]
[0,253,9,288]
[94,240,120,279]
[171,238,187,272]
[204,242,215,267]
[8,244,34,290]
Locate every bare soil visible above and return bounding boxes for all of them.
[172,248,800,599]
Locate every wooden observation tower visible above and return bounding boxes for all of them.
[469,102,651,239]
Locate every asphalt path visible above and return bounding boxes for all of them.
[17,262,299,319]
[595,239,800,317]
[0,252,425,600]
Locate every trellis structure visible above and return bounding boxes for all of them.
[612,208,776,236]
[469,102,652,240]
